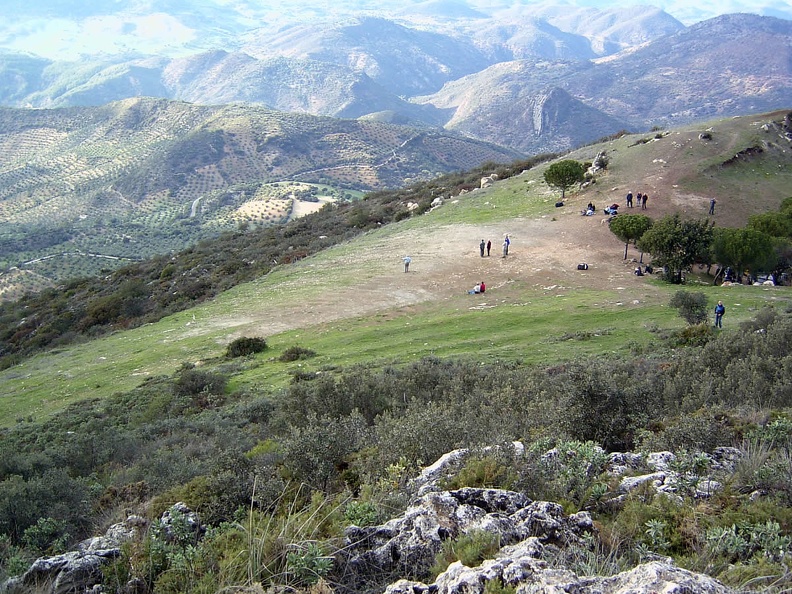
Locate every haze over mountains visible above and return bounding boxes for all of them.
[1,3,791,155]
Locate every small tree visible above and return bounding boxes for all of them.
[609,214,653,259]
[638,215,713,283]
[669,290,709,325]
[543,160,586,199]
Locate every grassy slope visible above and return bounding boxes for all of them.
[1,111,791,425]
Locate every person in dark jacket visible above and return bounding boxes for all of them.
[714,301,725,328]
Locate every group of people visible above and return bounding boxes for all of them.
[404,227,729,328]
[402,234,511,298]
[479,236,510,258]
[468,281,486,294]
[468,234,511,293]
[625,191,648,209]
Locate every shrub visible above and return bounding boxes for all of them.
[286,542,333,586]
[531,440,609,509]
[21,517,70,556]
[278,346,317,362]
[344,500,379,527]
[174,369,228,400]
[669,323,715,347]
[280,413,371,492]
[704,520,791,564]
[0,534,31,580]
[443,455,517,490]
[225,336,267,358]
[669,290,709,325]
[635,411,738,453]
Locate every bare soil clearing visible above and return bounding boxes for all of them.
[218,209,657,343]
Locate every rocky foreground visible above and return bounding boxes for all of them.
[3,444,746,594]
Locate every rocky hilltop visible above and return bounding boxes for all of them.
[2,444,748,594]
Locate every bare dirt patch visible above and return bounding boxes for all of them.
[219,208,653,343]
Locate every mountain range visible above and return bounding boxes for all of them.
[1,7,791,154]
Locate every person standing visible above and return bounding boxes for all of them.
[709,198,716,215]
[626,191,633,208]
[486,240,491,256]
[502,239,508,258]
[641,193,648,209]
[714,300,725,328]
[504,234,510,255]
[480,239,486,257]
[402,256,411,273]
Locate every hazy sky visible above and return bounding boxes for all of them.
[1,0,790,60]
[555,0,792,24]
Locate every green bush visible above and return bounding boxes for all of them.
[280,413,371,492]
[529,440,609,509]
[670,290,709,325]
[278,346,317,362]
[634,411,737,453]
[344,501,379,527]
[174,368,228,400]
[21,517,70,556]
[225,336,268,358]
[286,542,333,587]
[0,534,32,580]
[669,323,715,347]
[443,455,517,490]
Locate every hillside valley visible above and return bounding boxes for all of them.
[1,6,791,303]
[2,109,791,415]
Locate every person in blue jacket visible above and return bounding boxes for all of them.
[714,301,725,328]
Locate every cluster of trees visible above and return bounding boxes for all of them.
[610,198,792,284]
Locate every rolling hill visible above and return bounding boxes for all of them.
[0,109,791,594]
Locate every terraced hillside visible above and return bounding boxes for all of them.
[0,98,522,298]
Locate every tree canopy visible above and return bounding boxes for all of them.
[637,215,713,283]
[748,199,792,239]
[609,214,653,259]
[712,227,777,279]
[543,160,585,199]
[669,290,709,325]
